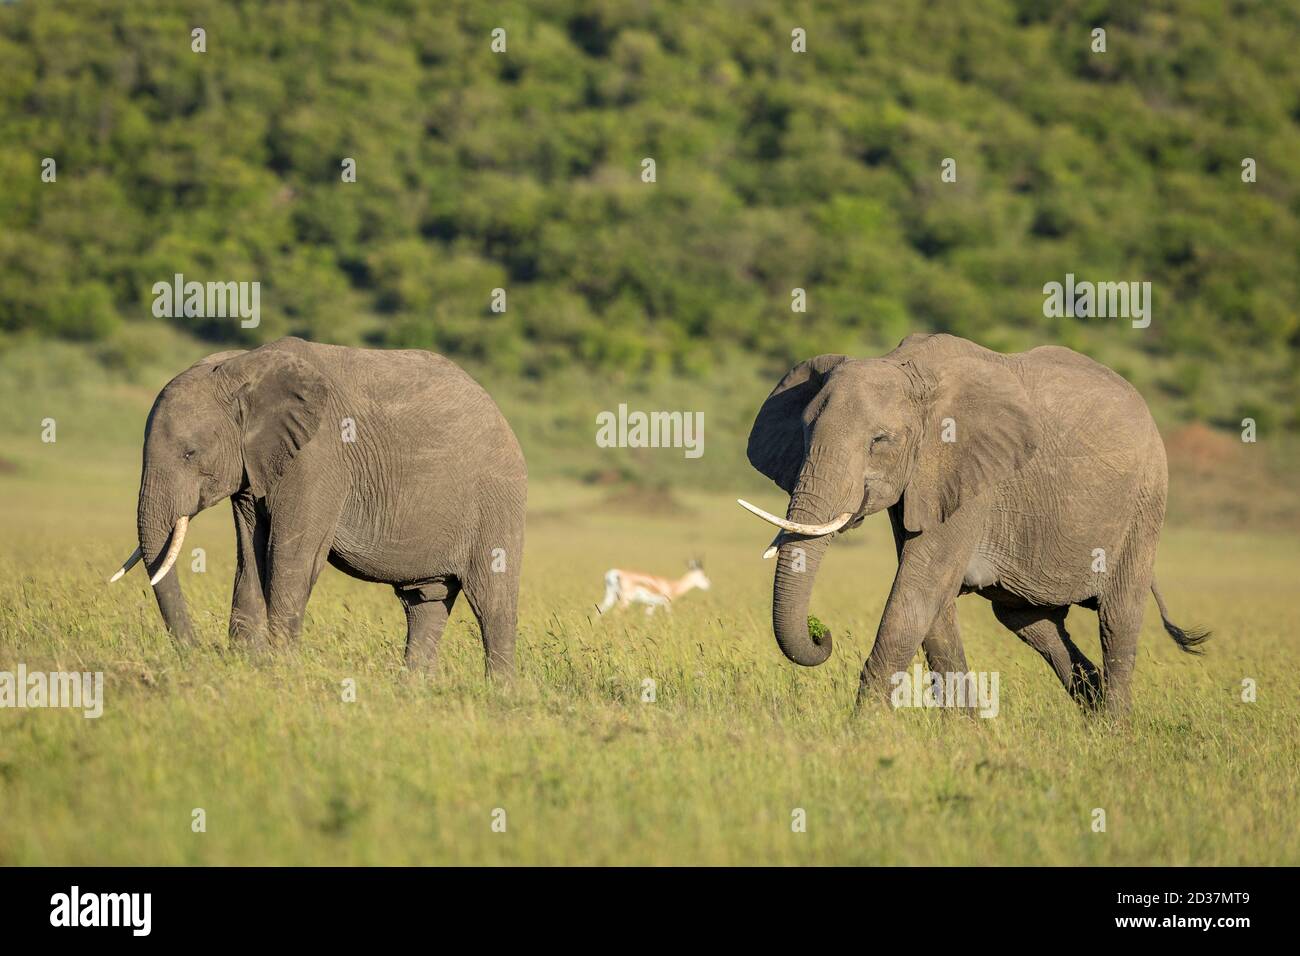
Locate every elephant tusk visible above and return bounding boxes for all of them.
[108,546,143,583]
[149,516,189,586]
[736,499,853,536]
[762,532,782,559]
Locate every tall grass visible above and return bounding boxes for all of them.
[0,340,1296,864]
[1,441,1296,863]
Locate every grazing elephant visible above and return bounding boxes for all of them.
[108,336,527,677]
[739,333,1207,714]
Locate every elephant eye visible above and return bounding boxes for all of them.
[870,433,890,450]
[183,449,196,461]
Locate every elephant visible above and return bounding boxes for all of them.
[108,336,527,677]
[739,333,1207,714]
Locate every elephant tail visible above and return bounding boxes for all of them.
[1151,578,1210,655]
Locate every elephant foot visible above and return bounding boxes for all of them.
[236,635,273,661]
[402,648,440,677]
[399,664,439,691]
[1097,688,1133,723]
[229,624,300,661]
[854,655,911,713]
[1070,679,1105,713]
[229,619,272,658]
[852,679,893,717]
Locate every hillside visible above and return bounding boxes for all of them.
[1,0,1298,431]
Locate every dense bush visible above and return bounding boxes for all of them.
[1,0,1297,417]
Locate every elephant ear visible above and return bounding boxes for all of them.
[902,357,1040,533]
[747,354,848,494]
[213,343,329,499]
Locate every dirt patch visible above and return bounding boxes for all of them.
[1164,422,1300,533]
[1165,422,1244,476]
[599,483,692,516]
[582,467,631,487]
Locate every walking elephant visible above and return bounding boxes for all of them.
[108,336,527,677]
[739,333,1207,714]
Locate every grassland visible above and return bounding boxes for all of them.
[0,342,1297,865]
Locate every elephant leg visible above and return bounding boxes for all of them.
[1095,516,1159,716]
[991,603,1101,710]
[460,504,525,681]
[229,493,269,651]
[264,506,342,646]
[397,580,460,674]
[264,536,333,645]
[857,509,980,709]
[919,600,977,715]
[465,591,518,679]
[858,589,944,708]
[462,542,522,681]
[921,600,968,674]
[1097,589,1145,716]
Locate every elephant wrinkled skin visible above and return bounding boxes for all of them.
[744,333,1207,714]
[110,337,527,678]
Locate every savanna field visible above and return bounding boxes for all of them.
[2,0,1300,869]
[0,343,1297,866]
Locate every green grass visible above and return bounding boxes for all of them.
[2,461,1297,864]
[0,342,1296,864]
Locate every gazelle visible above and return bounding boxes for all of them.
[597,561,711,616]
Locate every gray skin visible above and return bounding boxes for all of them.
[746,333,1207,714]
[127,336,526,677]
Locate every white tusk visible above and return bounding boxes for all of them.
[736,499,853,536]
[149,515,189,586]
[108,546,143,583]
[762,533,782,559]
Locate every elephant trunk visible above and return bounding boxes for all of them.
[135,467,195,644]
[770,446,861,667]
[772,531,835,666]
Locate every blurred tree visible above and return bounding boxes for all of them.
[0,0,1295,424]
